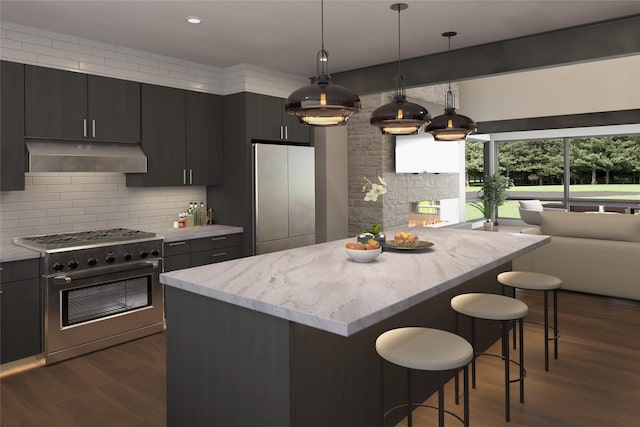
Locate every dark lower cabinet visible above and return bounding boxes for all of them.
[163,233,243,272]
[1,61,25,191]
[0,259,41,364]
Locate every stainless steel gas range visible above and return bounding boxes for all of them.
[14,228,164,364]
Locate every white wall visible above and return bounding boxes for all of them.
[460,55,640,122]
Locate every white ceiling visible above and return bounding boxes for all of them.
[2,0,640,77]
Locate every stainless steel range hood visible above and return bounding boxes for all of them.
[26,140,147,173]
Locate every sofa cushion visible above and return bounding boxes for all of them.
[540,211,640,243]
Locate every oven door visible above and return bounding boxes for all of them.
[44,260,164,364]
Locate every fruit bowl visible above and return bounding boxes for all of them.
[394,232,419,248]
[345,247,382,263]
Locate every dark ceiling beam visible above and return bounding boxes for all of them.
[332,14,640,96]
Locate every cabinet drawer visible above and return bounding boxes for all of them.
[0,258,39,282]
[190,233,242,252]
[164,240,191,257]
[164,254,191,272]
[190,246,242,267]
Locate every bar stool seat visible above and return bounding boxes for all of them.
[451,293,528,422]
[498,271,561,371]
[376,327,473,427]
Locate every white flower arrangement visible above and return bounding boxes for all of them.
[362,175,387,202]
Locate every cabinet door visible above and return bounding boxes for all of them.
[281,102,311,144]
[0,278,41,363]
[25,65,87,139]
[1,61,25,191]
[245,93,282,141]
[88,75,140,142]
[127,84,185,186]
[186,91,223,185]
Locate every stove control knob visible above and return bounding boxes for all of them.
[68,260,79,269]
[87,257,98,266]
[139,249,149,259]
[123,252,133,261]
[53,262,65,272]
[151,249,160,257]
[105,252,116,263]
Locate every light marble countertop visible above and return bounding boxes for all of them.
[160,227,549,337]
[0,244,41,263]
[152,224,244,243]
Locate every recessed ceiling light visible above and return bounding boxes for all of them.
[186,16,201,24]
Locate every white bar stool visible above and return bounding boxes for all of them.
[450,293,528,422]
[498,271,561,371]
[376,327,473,427]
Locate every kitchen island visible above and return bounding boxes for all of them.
[161,227,549,427]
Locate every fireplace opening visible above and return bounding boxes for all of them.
[408,199,459,228]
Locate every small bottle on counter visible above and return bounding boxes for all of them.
[199,202,206,226]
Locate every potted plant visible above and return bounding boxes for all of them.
[359,175,387,243]
[470,172,511,230]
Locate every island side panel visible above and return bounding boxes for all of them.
[289,263,509,427]
[165,286,291,427]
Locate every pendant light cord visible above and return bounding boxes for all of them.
[321,0,325,52]
[397,6,401,77]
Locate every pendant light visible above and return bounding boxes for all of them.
[426,31,476,141]
[285,0,361,126]
[370,3,430,135]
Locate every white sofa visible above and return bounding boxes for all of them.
[513,211,640,301]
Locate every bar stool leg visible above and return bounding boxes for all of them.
[407,369,413,427]
[438,372,445,427]
[455,313,460,404]
[519,318,525,404]
[554,289,559,360]
[512,287,517,350]
[502,320,510,422]
[380,358,385,427]
[471,317,476,389]
[463,365,470,427]
[544,289,549,371]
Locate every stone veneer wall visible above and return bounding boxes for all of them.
[347,87,462,236]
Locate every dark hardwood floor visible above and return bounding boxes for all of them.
[1,290,639,427]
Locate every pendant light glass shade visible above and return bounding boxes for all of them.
[427,32,476,141]
[370,3,429,135]
[285,1,361,126]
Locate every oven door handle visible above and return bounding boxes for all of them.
[54,276,72,285]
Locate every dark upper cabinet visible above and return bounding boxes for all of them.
[1,61,25,191]
[245,93,310,144]
[0,259,41,363]
[128,84,185,187]
[24,65,140,142]
[186,91,223,186]
[88,75,141,142]
[126,85,222,187]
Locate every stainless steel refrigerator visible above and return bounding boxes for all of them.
[253,143,315,255]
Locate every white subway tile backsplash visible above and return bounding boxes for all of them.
[114,68,150,82]
[79,62,117,76]
[59,192,97,201]
[79,37,116,51]
[138,64,168,76]
[52,39,92,54]
[60,214,98,225]
[38,29,79,44]
[6,29,52,46]
[33,200,72,210]
[125,54,158,67]
[105,58,141,72]
[36,54,79,69]
[20,216,61,228]
[23,42,66,58]
[1,47,37,63]
[92,47,128,61]
[70,175,107,184]
[67,50,105,65]
[1,21,37,34]
[33,176,72,185]
[46,184,86,193]
[0,38,22,50]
